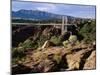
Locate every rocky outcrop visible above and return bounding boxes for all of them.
[12,25,61,47]
[66,47,94,70]
[83,50,96,70]
[12,43,96,74]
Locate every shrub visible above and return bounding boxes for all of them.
[68,35,77,45]
[18,38,39,50]
[50,36,61,46]
[21,39,34,49]
[12,47,26,65]
[63,40,69,47]
[12,47,26,58]
[37,35,49,47]
[79,20,96,43]
[12,39,34,64]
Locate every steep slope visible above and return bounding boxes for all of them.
[12,42,96,74]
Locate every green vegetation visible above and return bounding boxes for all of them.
[19,39,34,49]
[63,40,69,47]
[50,36,61,46]
[37,35,49,47]
[12,47,26,64]
[12,38,34,64]
[69,35,77,44]
[12,46,26,58]
[63,35,78,47]
[79,20,96,43]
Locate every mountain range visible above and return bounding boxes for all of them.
[12,9,75,20]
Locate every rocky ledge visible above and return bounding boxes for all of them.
[12,42,96,74]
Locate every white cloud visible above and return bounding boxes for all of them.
[35,4,57,12]
[36,7,48,11]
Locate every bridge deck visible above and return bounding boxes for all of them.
[12,23,74,26]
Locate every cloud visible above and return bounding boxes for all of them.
[35,4,57,12]
[36,7,49,11]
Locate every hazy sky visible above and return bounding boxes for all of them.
[12,1,96,19]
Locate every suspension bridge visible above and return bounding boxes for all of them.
[12,16,77,35]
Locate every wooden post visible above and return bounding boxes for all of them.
[61,16,65,35]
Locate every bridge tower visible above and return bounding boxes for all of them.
[61,16,68,35]
[65,17,68,32]
[61,16,64,35]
